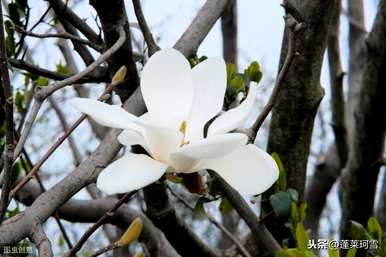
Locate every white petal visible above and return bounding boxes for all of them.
[141,48,194,127]
[71,98,136,129]
[197,144,279,195]
[139,123,183,163]
[169,133,248,172]
[118,129,148,150]
[96,154,167,194]
[186,57,227,140]
[208,82,258,135]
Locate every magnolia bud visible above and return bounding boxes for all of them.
[111,66,127,86]
[117,217,143,246]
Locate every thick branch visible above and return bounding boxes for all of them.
[221,0,237,66]
[0,1,14,223]
[175,0,229,57]
[341,0,386,236]
[29,225,53,257]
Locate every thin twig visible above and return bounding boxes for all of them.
[132,0,159,55]
[48,96,82,165]
[167,185,252,257]
[64,191,137,257]
[89,242,120,257]
[0,2,15,224]
[12,27,126,160]
[18,150,73,250]
[15,25,103,52]
[8,82,116,199]
[248,14,302,141]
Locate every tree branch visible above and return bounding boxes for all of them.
[132,0,159,55]
[29,225,53,257]
[341,0,386,236]
[209,171,281,257]
[13,27,126,160]
[174,0,230,57]
[65,191,137,257]
[0,1,15,223]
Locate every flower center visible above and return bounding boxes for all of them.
[179,121,190,146]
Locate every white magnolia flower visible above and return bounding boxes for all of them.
[72,48,279,195]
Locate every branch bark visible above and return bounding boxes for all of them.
[340,0,386,236]
[0,1,15,223]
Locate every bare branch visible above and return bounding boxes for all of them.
[15,25,103,52]
[132,0,159,55]
[175,0,230,57]
[247,14,302,141]
[209,171,281,257]
[13,27,126,160]
[8,58,109,83]
[221,0,238,66]
[167,185,252,257]
[29,225,53,257]
[9,81,116,199]
[65,191,137,257]
[0,2,15,223]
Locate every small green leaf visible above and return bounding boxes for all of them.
[295,223,309,251]
[349,220,372,240]
[299,203,307,223]
[270,191,292,220]
[36,77,49,87]
[230,74,246,94]
[56,63,71,75]
[219,197,233,213]
[287,188,299,202]
[193,198,207,219]
[5,20,15,56]
[226,63,236,82]
[272,152,286,191]
[328,241,340,257]
[15,90,24,112]
[367,217,382,242]
[291,202,299,225]
[345,248,357,257]
[244,61,263,83]
[8,3,21,26]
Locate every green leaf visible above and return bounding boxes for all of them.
[11,161,23,186]
[367,217,382,242]
[295,223,309,251]
[56,63,71,75]
[36,77,49,87]
[15,90,24,112]
[345,248,357,257]
[272,152,287,191]
[299,203,307,223]
[8,3,21,26]
[287,188,299,202]
[349,220,372,240]
[230,74,246,94]
[4,20,15,57]
[219,197,233,213]
[226,63,236,82]
[379,238,386,257]
[270,191,292,220]
[193,198,207,219]
[291,202,299,224]
[328,241,340,257]
[244,61,263,83]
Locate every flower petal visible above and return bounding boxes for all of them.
[169,133,248,172]
[141,48,194,127]
[207,82,258,135]
[186,57,227,140]
[71,98,136,129]
[198,144,279,195]
[118,129,147,149]
[96,154,167,194]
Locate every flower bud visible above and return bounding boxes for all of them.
[111,66,127,86]
[133,252,145,257]
[117,217,143,246]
